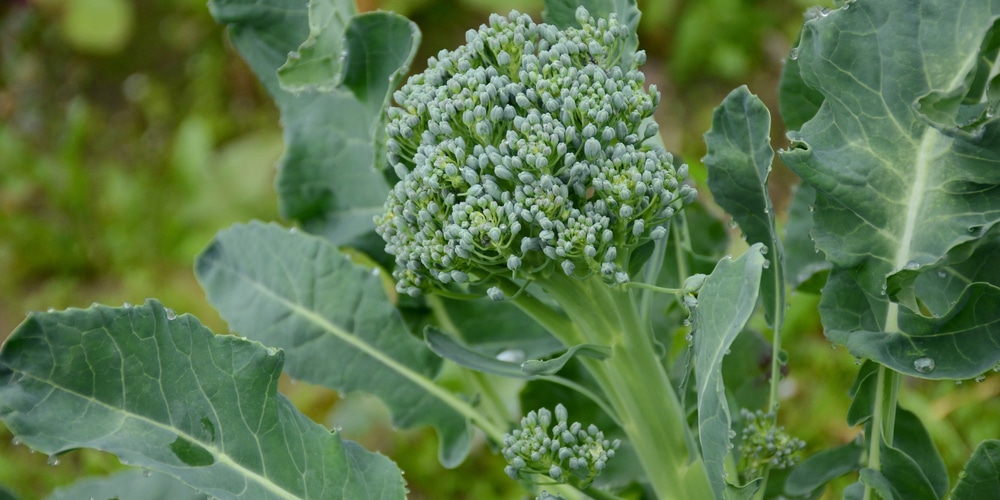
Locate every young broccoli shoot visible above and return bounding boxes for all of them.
[737,408,806,482]
[502,404,620,488]
[376,7,693,297]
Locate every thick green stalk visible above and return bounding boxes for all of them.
[536,272,713,500]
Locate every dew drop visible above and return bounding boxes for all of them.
[956,380,963,385]
[496,349,526,363]
[123,302,132,309]
[762,260,771,269]
[143,469,152,478]
[725,349,731,355]
[879,284,887,296]
[808,205,815,213]
[47,455,60,466]
[789,48,799,61]
[763,207,770,214]
[685,333,694,344]
[728,429,737,439]
[11,437,20,446]
[682,318,691,327]
[47,308,56,313]
[854,358,862,366]
[759,246,769,255]
[165,308,177,321]
[938,271,947,278]
[831,344,837,350]
[904,261,919,270]
[819,7,831,16]
[266,346,279,356]
[975,374,986,383]
[727,219,739,229]
[913,357,935,374]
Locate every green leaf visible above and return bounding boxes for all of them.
[46,469,207,500]
[195,222,473,467]
[877,441,941,500]
[952,440,1000,500]
[846,360,880,427]
[439,298,563,359]
[425,327,608,378]
[777,41,823,132]
[276,0,356,93]
[785,438,865,496]
[208,0,420,244]
[892,408,948,498]
[778,0,1000,378]
[0,300,405,500]
[693,243,767,498]
[703,85,785,328]
[520,344,611,375]
[783,184,829,292]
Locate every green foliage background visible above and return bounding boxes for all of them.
[1,0,997,498]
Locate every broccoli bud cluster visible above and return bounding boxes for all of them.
[501,404,620,487]
[376,7,693,297]
[737,408,806,481]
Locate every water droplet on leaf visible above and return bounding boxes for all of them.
[789,48,799,61]
[11,437,20,446]
[123,302,132,309]
[975,374,986,383]
[143,469,152,478]
[913,357,935,373]
[819,7,831,16]
[165,308,177,320]
[47,455,59,466]
[762,260,771,269]
[937,271,947,278]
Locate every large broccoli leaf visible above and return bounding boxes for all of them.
[195,222,474,467]
[208,0,419,245]
[779,0,1000,379]
[0,300,404,500]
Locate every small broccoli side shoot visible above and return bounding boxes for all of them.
[502,404,620,489]
[376,7,693,298]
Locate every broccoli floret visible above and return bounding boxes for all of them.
[502,404,620,488]
[376,9,705,498]
[376,7,693,298]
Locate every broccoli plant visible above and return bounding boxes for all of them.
[2,0,1000,499]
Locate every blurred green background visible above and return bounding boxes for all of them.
[2,0,997,498]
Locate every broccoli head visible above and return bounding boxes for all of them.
[376,7,693,297]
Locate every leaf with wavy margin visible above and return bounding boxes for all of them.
[195,222,473,467]
[694,243,767,498]
[0,300,404,500]
[778,0,1000,379]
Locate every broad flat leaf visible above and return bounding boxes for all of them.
[892,408,948,498]
[195,222,472,467]
[951,440,1000,500]
[846,360,879,426]
[47,469,207,500]
[542,0,640,66]
[703,85,785,327]
[777,40,823,132]
[783,184,830,292]
[276,0,355,93]
[208,0,420,244]
[778,0,1000,378]
[693,243,767,498]
[785,438,864,496]
[0,300,405,500]
[440,298,563,359]
[876,441,940,499]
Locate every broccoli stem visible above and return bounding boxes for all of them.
[529,272,713,500]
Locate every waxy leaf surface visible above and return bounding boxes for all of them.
[693,243,766,498]
[195,222,472,467]
[779,0,1000,378]
[209,0,419,244]
[0,300,404,500]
